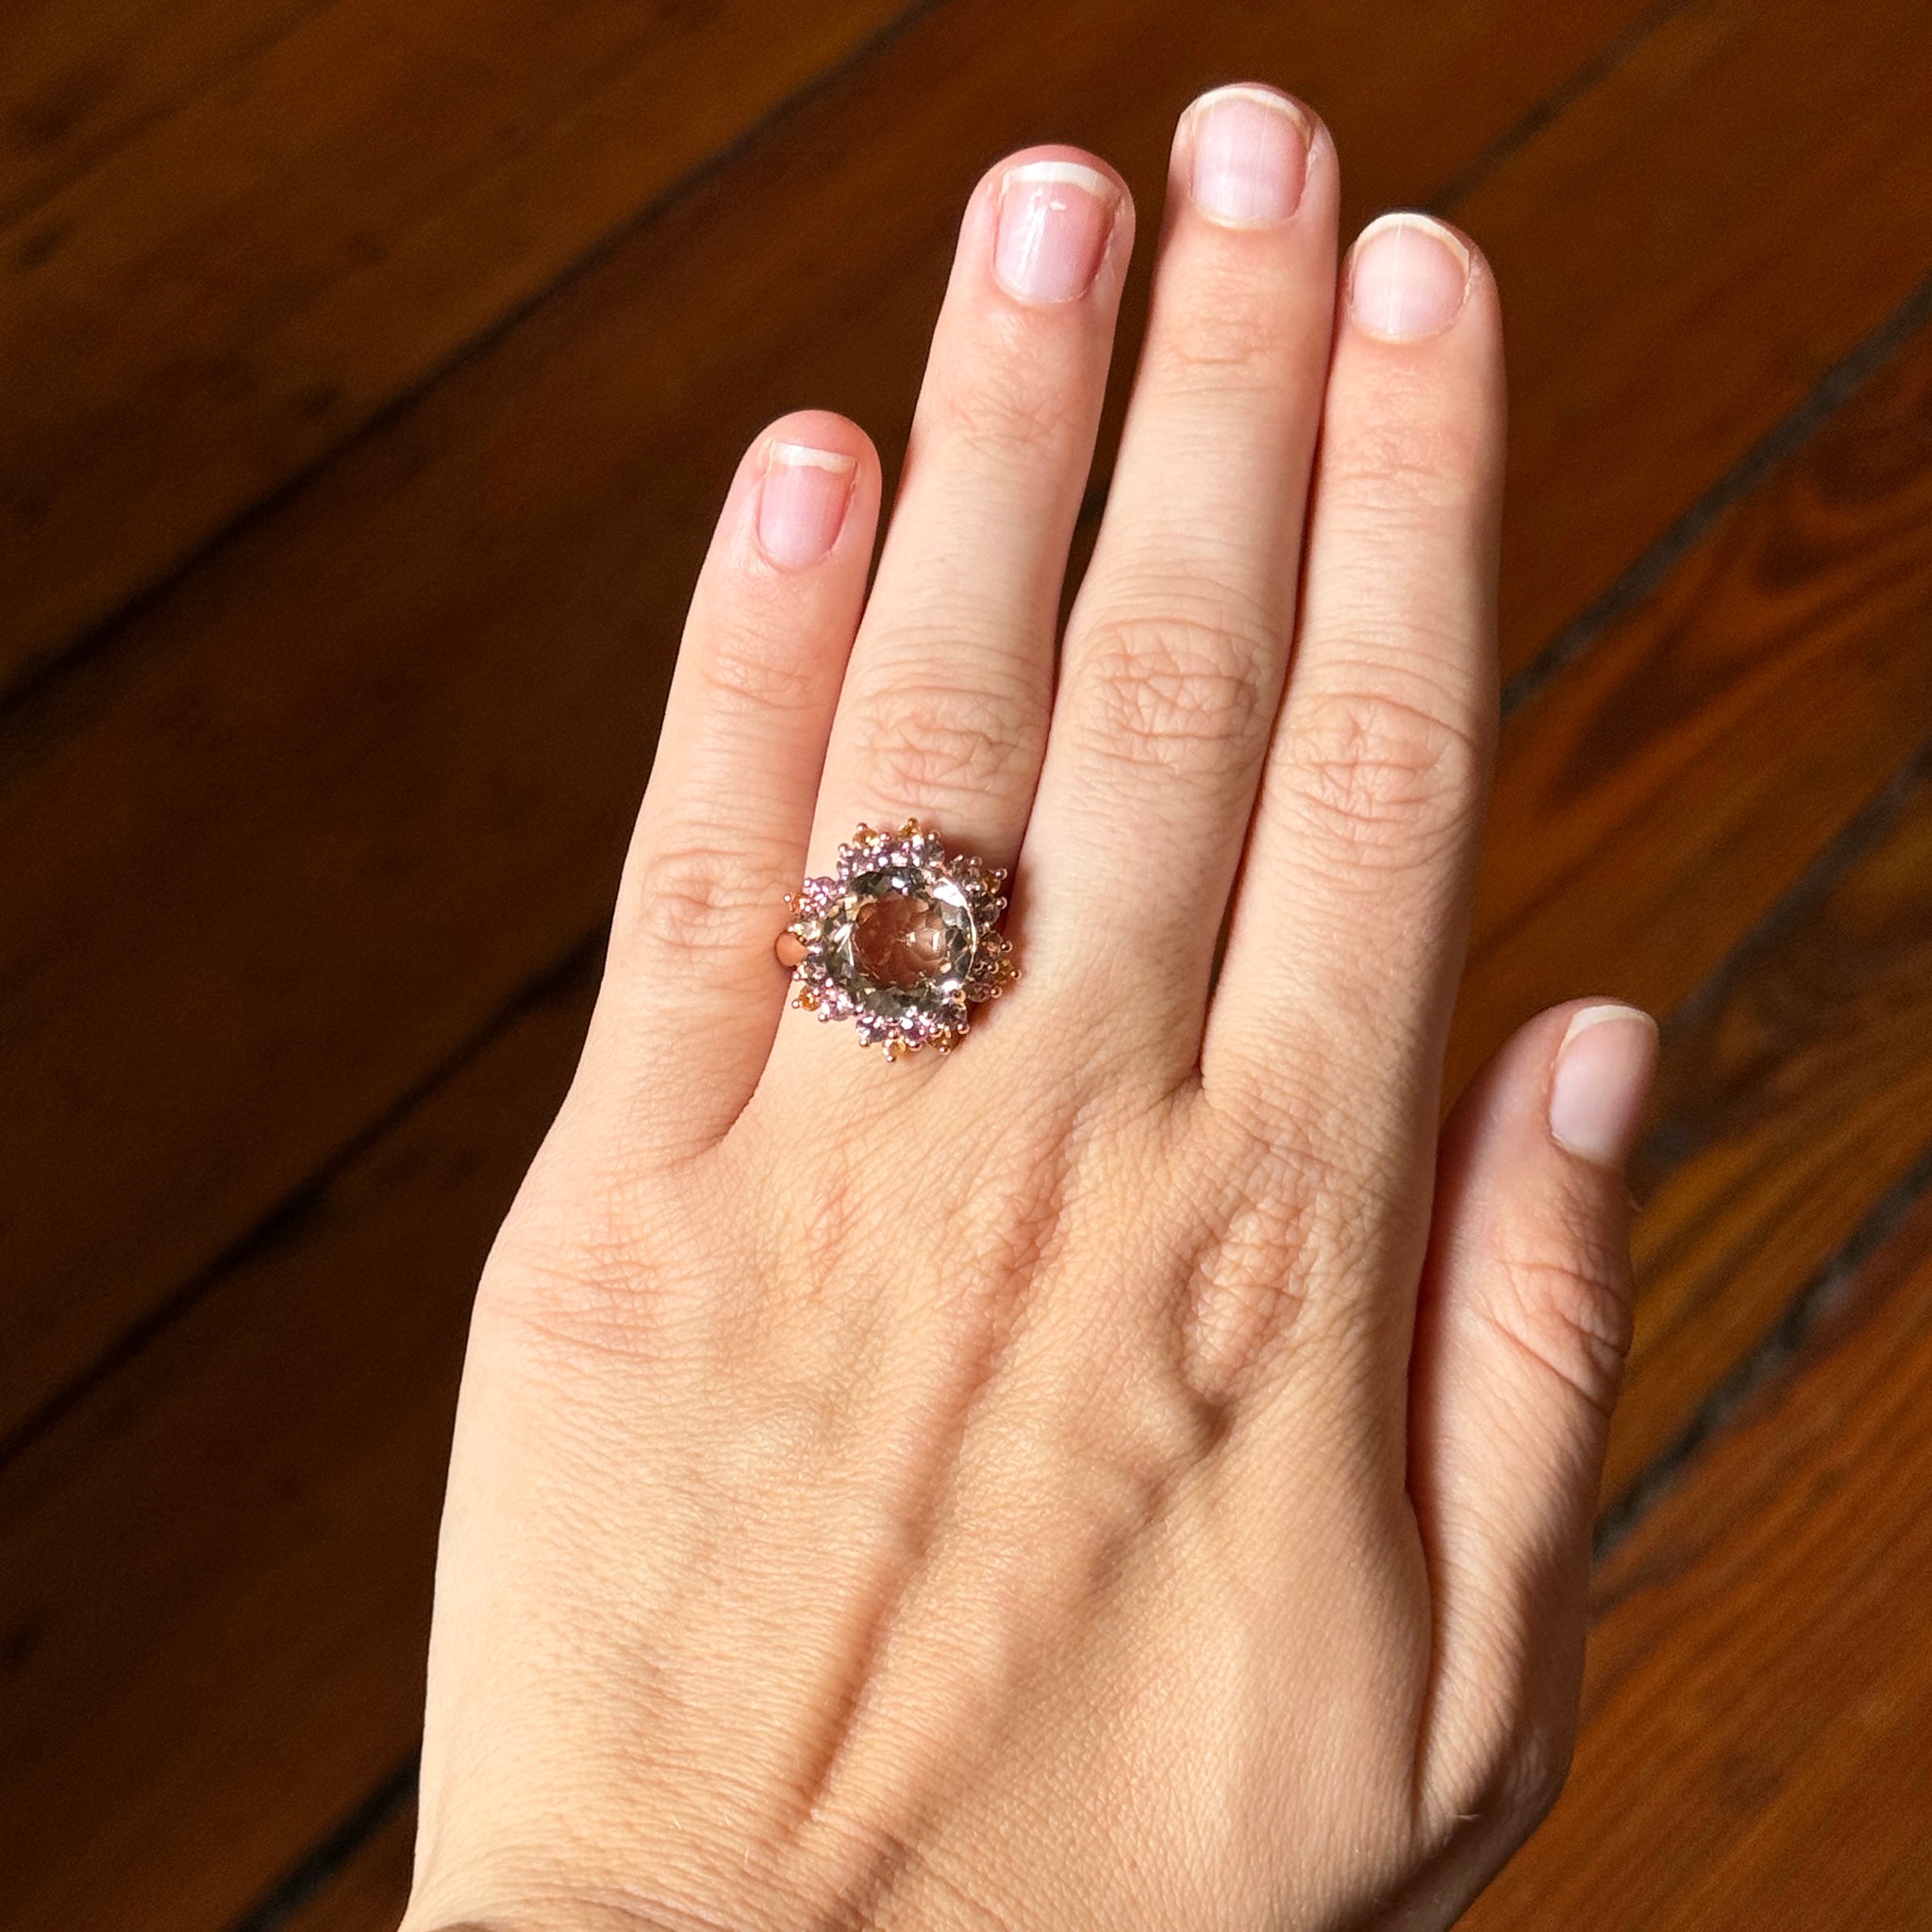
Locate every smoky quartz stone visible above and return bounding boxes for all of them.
[822,868,977,1020]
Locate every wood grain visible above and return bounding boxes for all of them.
[0,961,591,1932]
[1465,1183,1932,1928]
[1605,756,1932,1502]
[1461,0,1932,666]
[0,0,915,688]
[0,0,329,224]
[0,0,1654,694]
[1454,308,1932,1097]
[0,0,1673,1452]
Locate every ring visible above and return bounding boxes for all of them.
[775,821,1018,1060]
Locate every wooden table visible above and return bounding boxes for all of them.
[3,2,1930,1924]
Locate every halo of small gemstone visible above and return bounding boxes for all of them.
[780,821,1016,1059]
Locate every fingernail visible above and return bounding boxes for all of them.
[1549,1005,1658,1169]
[757,441,857,569]
[993,160,1118,305]
[1348,211,1473,341]
[1184,84,1311,226]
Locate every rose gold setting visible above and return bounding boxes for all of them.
[776,821,1017,1060]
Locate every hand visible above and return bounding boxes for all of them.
[403,84,1657,1932]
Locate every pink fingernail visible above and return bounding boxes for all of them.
[1548,1005,1658,1169]
[993,160,1118,305]
[757,441,857,569]
[1184,84,1311,227]
[1347,211,1473,341]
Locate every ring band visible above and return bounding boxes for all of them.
[776,821,1017,1059]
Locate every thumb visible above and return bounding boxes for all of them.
[1407,1000,1657,1846]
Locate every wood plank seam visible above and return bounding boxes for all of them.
[222,1758,417,1932]
[1594,745,1932,1558]
[1647,733,1932,1068]
[0,0,948,716]
[1501,267,1932,720]
[1424,0,1695,212]
[1595,1124,1932,1568]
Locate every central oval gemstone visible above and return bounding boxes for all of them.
[851,891,951,989]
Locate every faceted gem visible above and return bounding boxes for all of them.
[821,867,976,1021]
[850,891,950,989]
[779,825,1017,1057]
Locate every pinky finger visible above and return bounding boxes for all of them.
[585,409,880,1153]
[1407,1000,1656,1883]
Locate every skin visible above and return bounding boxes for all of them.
[403,86,1657,1932]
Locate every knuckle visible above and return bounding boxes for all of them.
[1429,1716,1576,1862]
[938,333,1082,457]
[619,836,775,959]
[1491,1722,1574,1840]
[1075,602,1274,776]
[479,1176,662,1364]
[693,616,824,715]
[850,676,1040,809]
[1154,275,1300,390]
[1183,1176,1321,1399]
[1283,683,1484,867]
[1324,393,1481,516]
[1488,1233,1634,1421]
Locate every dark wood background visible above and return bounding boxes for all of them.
[5,2,1931,1925]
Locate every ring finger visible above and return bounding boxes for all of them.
[801,146,1134,884]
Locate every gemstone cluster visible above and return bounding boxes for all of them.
[779,821,1017,1058]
